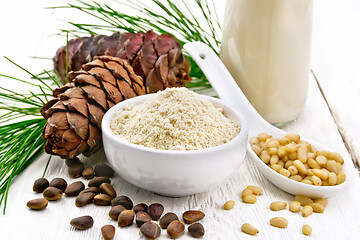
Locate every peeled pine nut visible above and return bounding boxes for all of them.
[243,194,257,204]
[285,133,300,143]
[301,179,313,185]
[307,158,320,169]
[261,151,271,164]
[246,186,263,195]
[319,150,331,159]
[314,198,328,207]
[249,137,259,146]
[311,175,322,186]
[278,146,287,157]
[258,133,270,142]
[267,140,280,148]
[302,205,313,217]
[241,187,253,197]
[309,203,324,213]
[270,217,288,228]
[306,169,314,176]
[315,156,327,166]
[289,175,302,182]
[277,160,285,167]
[337,172,346,184]
[330,152,344,163]
[295,195,313,206]
[289,201,301,212]
[328,172,337,186]
[288,152,297,160]
[270,155,279,165]
[285,143,298,153]
[284,160,294,169]
[241,223,259,236]
[271,164,283,173]
[251,145,262,156]
[278,137,290,145]
[302,224,312,235]
[297,147,308,163]
[280,169,290,178]
[288,166,298,175]
[269,148,278,155]
[270,201,287,211]
[293,160,307,175]
[325,160,338,174]
[312,169,328,180]
[224,200,235,210]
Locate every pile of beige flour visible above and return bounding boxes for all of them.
[110,87,240,150]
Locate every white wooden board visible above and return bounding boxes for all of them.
[0,1,359,239]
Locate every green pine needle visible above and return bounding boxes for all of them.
[0,58,55,214]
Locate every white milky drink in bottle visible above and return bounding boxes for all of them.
[220,0,313,125]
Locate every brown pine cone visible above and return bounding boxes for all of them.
[41,56,146,159]
[53,30,191,93]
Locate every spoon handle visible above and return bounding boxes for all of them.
[184,42,271,136]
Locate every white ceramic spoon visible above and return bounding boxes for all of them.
[184,42,350,198]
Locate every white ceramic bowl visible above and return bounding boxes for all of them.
[102,94,248,197]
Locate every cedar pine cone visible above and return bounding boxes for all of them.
[41,56,146,159]
[53,30,191,93]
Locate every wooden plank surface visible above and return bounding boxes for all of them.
[0,1,360,239]
[311,0,360,169]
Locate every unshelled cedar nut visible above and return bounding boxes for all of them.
[65,181,85,196]
[188,223,205,238]
[111,195,133,209]
[117,210,134,227]
[136,211,152,227]
[148,203,164,220]
[94,194,112,206]
[182,210,205,224]
[160,212,179,229]
[49,178,68,192]
[75,193,95,207]
[99,183,116,198]
[133,203,148,213]
[33,178,49,193]
[94,163,114,178]
[27,198,48,210]
[70,216,94,230]
[43,187,63,201]
[79,187,99,195]
[88,177,111,188]
[65,157,81,167]
[82,166,95,180]
[167,220,185,239]
[140,222,161,239]
[68,162,84,179]
[109,205,126,220]
[101,225,115,240]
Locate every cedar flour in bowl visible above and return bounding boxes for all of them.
[102,87,248,196]
[110,87,240,151]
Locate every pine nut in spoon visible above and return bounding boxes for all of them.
[184,42,350,198]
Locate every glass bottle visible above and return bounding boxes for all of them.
[220,0,313,126]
